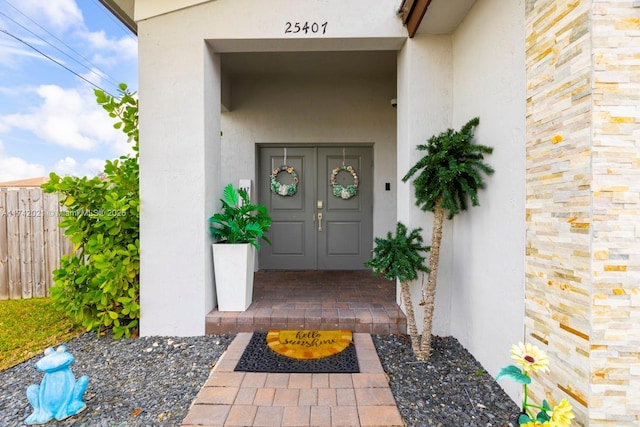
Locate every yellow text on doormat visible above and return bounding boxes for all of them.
[266,330,353,360]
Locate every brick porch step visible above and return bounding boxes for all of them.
[205,304,407,335]
[205,271,407,335]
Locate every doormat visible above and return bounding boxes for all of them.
[267,330,353,359]
[234,331,360,373]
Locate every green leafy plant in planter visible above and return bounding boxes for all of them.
[209,184,271,311]
[402,117,494,360]
[209,184,271,248]
[365,222,430,358]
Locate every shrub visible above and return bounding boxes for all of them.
[42,84,139,339]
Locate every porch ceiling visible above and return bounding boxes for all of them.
[221,50,397,78]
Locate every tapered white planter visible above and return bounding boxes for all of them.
[212,243,255,311]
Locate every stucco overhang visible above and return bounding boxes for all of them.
[416,0,477,34]
[101,0,475,38]
[398,0,432,37]
[399,0,477,36]
[98,0,137,34]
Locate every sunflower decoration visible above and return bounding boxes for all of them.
[520,421,548,427]
[270,165,299,196]
[497,343,574,426]
[330,164,359,200]
[550,399,575,427]
[510,342,550,373]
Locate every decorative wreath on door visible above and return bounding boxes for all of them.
[270,165,299,196]
[330,165,359,200]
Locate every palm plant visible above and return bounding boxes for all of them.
[402,117,494,359]
[365,222,430,359]
[209,184,272,250]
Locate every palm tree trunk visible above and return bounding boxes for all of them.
[420,199,445,359]
[400,280,425,360]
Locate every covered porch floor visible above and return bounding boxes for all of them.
[205,270,407,335]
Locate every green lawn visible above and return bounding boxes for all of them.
[0,298,84,371]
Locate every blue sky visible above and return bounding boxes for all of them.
[0,0,137,182]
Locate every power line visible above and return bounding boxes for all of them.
[89,0,137,42]
[0,9,120,90]
[0,28,114,97]
[0,0,123,89]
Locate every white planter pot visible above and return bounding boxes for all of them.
[212,243,255,311]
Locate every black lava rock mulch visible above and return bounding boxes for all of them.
[0,333,234,427]
[0,333,518,426]
[372,334,520,427]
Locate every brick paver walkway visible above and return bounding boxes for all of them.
[181,333,403,427]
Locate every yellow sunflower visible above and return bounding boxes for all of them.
[521,421,550,427]
[550,399,575,427]
[510,342,550,373]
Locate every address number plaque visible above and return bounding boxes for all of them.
[285,21,328,35]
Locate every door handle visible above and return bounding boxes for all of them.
[317,212,323,232]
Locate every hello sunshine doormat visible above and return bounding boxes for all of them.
[267,330,353,359]
[234,331,359,373]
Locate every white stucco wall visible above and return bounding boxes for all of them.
[221,70,397,239]
[137,0,405,336]
[136,0,406,51]
[450,0,526,400]
[397,35,454,336]
[138,35,221,336]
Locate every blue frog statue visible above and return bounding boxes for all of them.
[24,345,89,425]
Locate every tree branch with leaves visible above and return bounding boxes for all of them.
[42,83,140,339]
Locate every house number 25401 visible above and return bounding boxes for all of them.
[285,21,328,35]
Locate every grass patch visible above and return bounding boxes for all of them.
[0,298,84,372]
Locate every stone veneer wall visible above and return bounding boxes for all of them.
[591,0,640,424]
[525,0,639,425]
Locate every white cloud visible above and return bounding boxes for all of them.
[0,35,52,69]
[0,1,137,179]
[0,84,130,153]
[0,140,45,182]
[0,0,136,74]
[85,30,137,57]
[83,158,107,174]
[82,30,138,67]
[53,156,105,177]
[80,67,108,85]
[17,0,84,32]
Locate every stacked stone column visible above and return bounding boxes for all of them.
[525,0,640,425]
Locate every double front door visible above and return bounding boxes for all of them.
[258,145,373,270]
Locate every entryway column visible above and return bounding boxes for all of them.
[138,26,221,336]
[396,35,453,336]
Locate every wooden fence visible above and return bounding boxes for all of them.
[0,187,73,300]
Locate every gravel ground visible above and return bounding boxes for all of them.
[0,333,235,427]
[1,333,518,427]
[372,335,519,427]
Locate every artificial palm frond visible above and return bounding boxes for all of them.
[365,222,430,283]
[402,117,494,219]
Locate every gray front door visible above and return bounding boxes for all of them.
[258,145,373,270]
